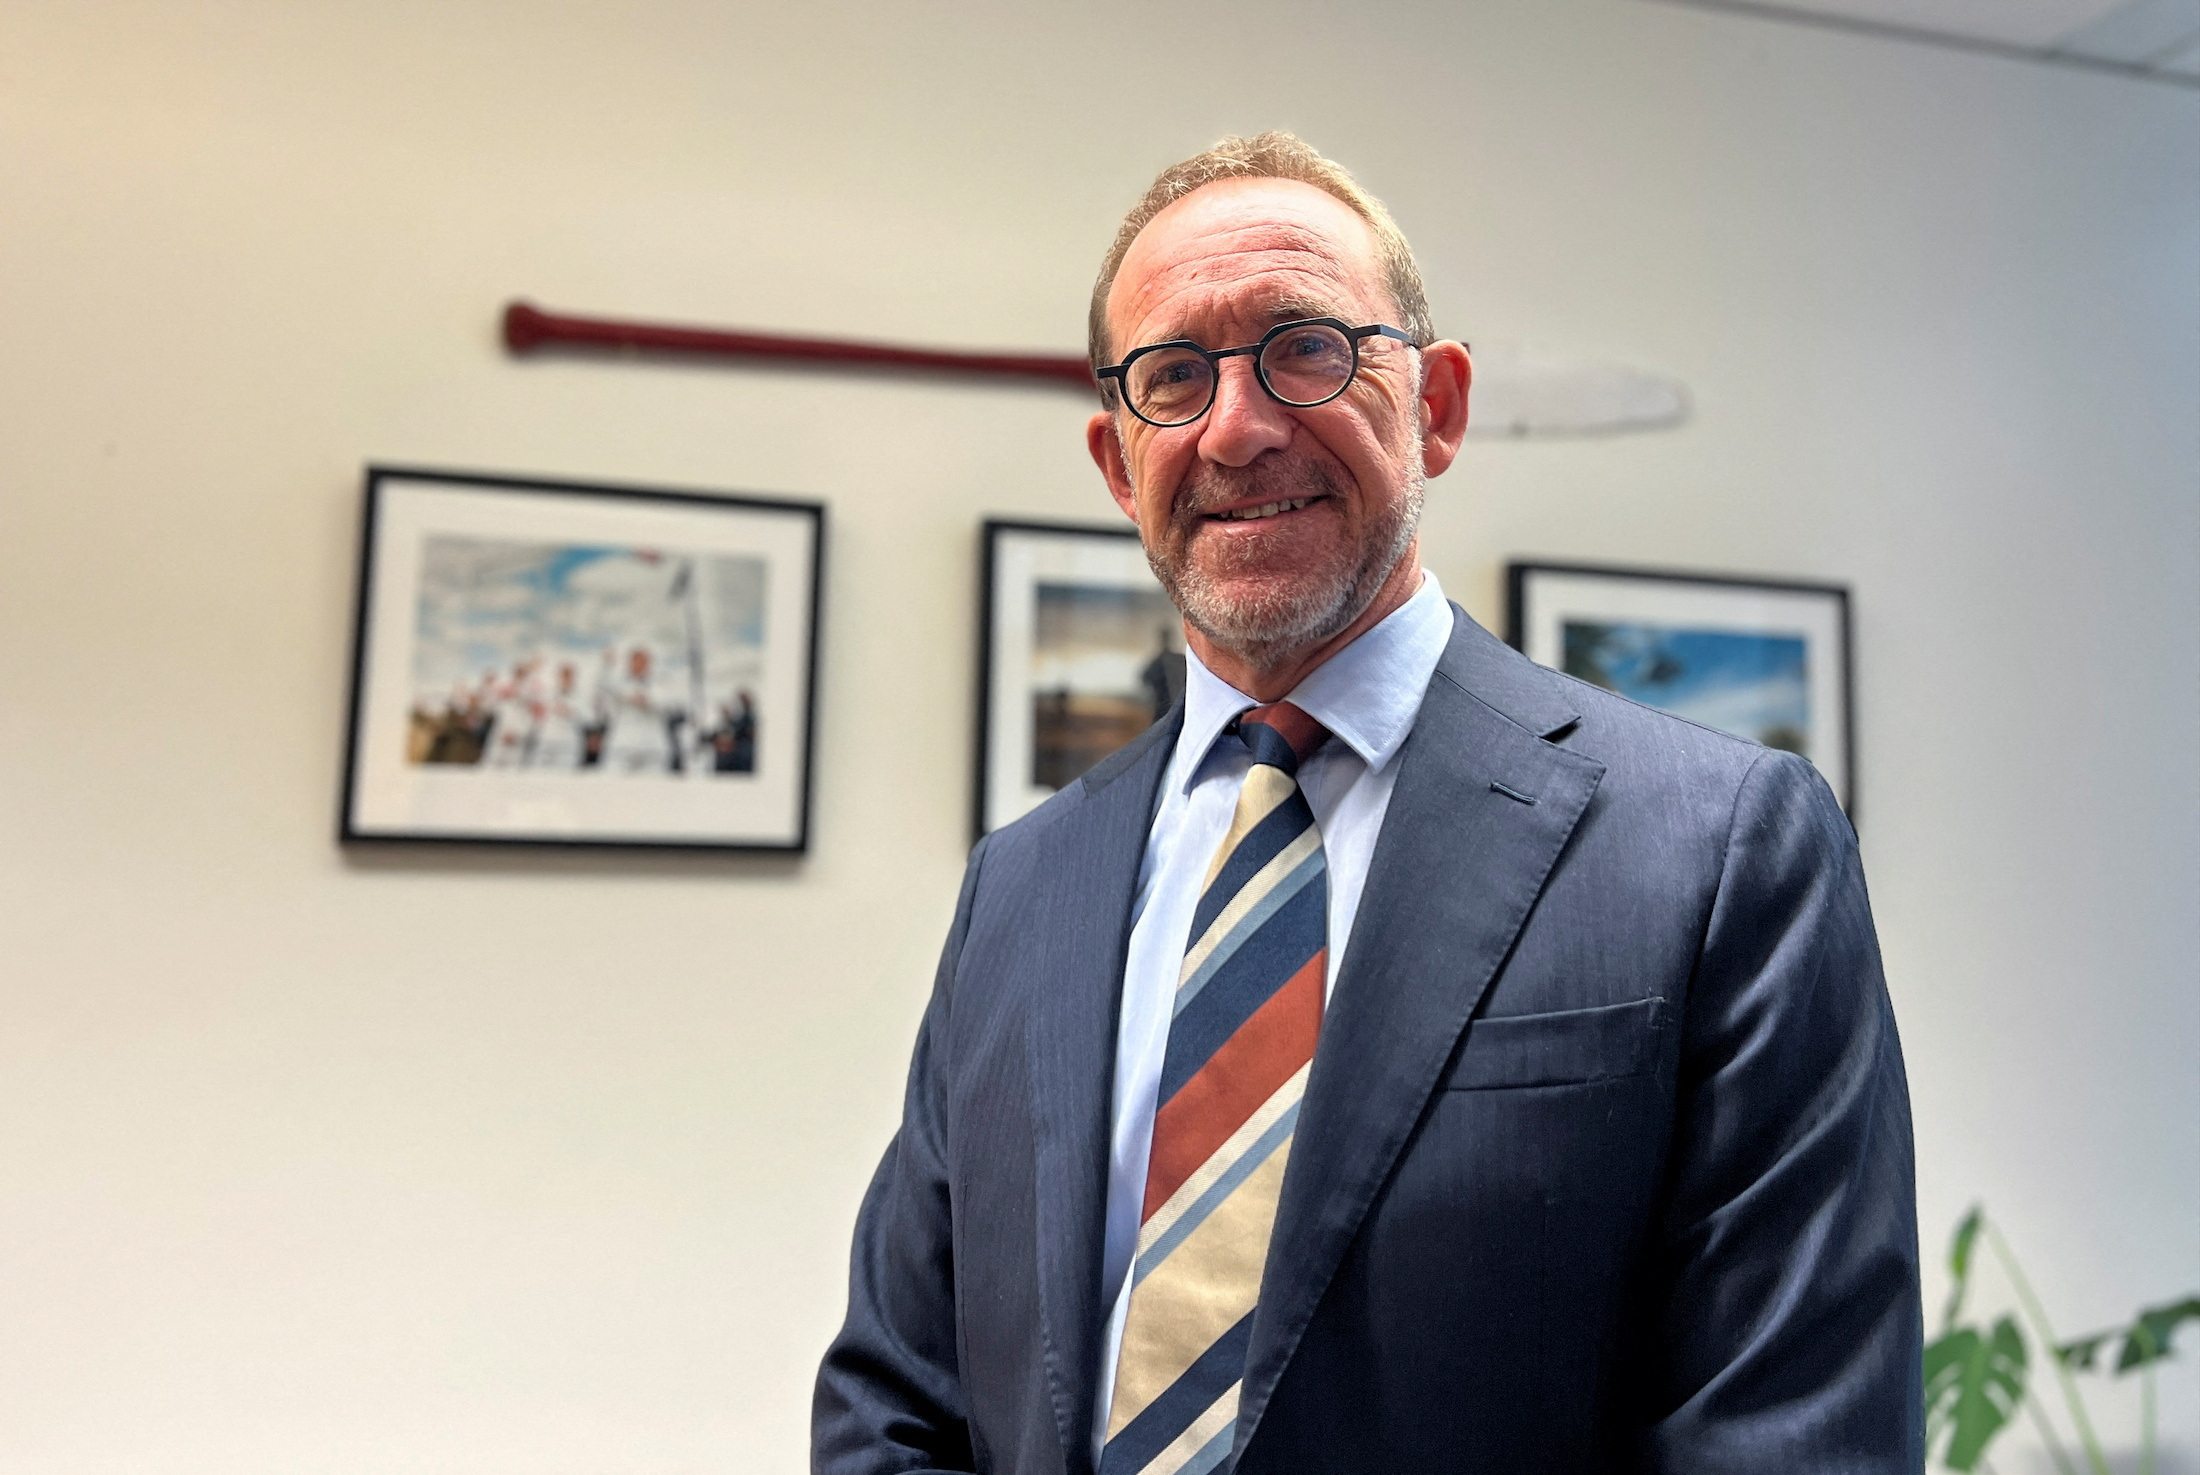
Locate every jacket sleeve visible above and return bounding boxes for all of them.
[812,838,989,1475]
[1635,751,1925,1471]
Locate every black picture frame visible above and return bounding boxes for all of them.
[975,518,1176,839]
[339,465,824,853]
[1506,559,1855,817]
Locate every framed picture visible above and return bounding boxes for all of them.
[1507,561,1853,814]
[976,520,1180,838]
[340,466,823,852]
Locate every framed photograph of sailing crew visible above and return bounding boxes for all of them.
[976,519,1180,839]
[340,465,823,851]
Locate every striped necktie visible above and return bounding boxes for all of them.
[1102,701,1330,1475]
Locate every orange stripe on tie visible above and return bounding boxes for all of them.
[1142,948,1325,1222]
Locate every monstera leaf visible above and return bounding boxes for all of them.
[1926,1315,2028,1471]
[2116,1296,2200,1373]
[2056,1330,2115,1371]
[1943,1206,1983,1333]
[2057,1295,2200,1374]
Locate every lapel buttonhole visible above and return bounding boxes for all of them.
[1489,779,1538,806]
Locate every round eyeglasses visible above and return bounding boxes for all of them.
[1095,317,1419,428]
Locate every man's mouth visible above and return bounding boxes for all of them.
[1206,495,1324,523]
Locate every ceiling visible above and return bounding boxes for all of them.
[1644,0,2200,83]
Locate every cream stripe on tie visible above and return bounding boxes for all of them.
[1101,701,1330,1475]
[1106,1142,1293,1437]
[1202,766,1297,892]
[1136,1062,1310,1266]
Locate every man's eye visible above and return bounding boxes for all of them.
[1279,332,1348,363]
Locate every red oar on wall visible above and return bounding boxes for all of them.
[502,300,1097,395]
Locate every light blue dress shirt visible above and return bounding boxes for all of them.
[1089,570,1456,1449]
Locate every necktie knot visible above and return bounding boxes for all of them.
[1234,701,1330,778]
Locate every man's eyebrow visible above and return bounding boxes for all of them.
[1136,294,1351,352]
[1260,293,1344,324]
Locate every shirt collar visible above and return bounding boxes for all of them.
[1174,569,1453,792]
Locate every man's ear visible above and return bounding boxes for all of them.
[1416,341,1472,479]
[1087,410,1140,524]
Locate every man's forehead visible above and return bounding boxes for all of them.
[1108,177,1387,347]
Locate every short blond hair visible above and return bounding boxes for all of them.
[1087,131,1434,390]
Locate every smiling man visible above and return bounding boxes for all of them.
[816,134,1922,1475]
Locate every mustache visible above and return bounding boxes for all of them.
[1172,456,1344,518]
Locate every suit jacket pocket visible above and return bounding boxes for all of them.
[1444,997,1666,1090]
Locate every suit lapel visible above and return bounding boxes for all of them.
[1235,612,1606,1447]
[1025,709,1180,1475]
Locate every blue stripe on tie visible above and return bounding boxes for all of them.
[1157,876,1326,1107]
[1175,847,1325,1020]
[1099,1312,1254,1475]
[1178,1422,1238,1475]
[1133,1097,1301,1289]
[1187,786,1314,944]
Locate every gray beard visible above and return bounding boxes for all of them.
[1146,453,1424,669]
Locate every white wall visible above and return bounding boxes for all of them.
[2,1,2193,1469]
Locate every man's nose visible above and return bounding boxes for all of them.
[1195,356,1294,468]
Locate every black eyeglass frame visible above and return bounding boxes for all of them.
[1094,317,1420,428]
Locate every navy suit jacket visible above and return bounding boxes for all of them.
[816,608,1923,1473]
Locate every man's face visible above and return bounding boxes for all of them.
[1090,178,1430,659]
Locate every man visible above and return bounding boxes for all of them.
[705,688,758,774]
[482,656,541,768]
[529,660,588,771]
[1139,624,1185,723]
[817,133,1921,1473]
[601,644,677,775]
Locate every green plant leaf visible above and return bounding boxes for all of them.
[1924,1325,1976,1446]
[2057,1331,2114,1371]
[1944,1205,1984,1333]
[2116,1296,2200,1374]
[1926,1315,2027,1470]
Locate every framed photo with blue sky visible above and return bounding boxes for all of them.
[1507,561,1853,815]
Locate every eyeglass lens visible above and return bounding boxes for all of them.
[1124,322,1360,426]
[1260,322,1357,405]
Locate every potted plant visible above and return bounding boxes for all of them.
[1926,1206,2198,1472]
